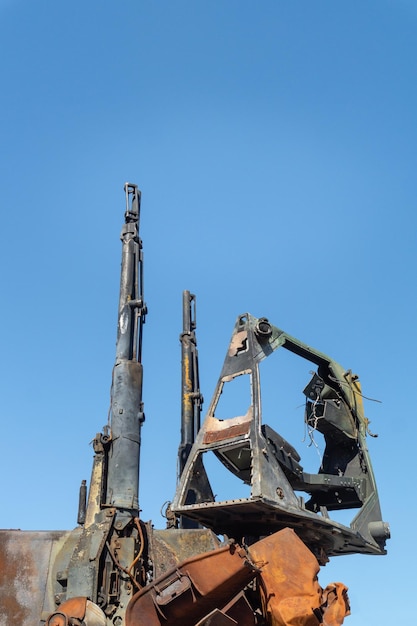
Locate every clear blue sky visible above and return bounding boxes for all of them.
[1,1,415,623]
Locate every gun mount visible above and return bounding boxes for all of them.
[0,184,389,626]
[172,313,389,559]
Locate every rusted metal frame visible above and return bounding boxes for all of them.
[248,528,350,626]
[172,313,389,557]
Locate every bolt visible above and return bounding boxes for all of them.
[113,616,123,626]
[276,487,284,499]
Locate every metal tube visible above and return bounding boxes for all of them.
[178,292,205,528]
[77,480,87,525]
[106,183,146,514]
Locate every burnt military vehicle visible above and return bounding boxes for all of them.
[0,184,389,626]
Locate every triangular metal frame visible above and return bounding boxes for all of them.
[172,314,389,559]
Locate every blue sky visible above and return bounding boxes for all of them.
[1,1,415,623]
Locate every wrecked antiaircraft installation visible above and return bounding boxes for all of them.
[0,184,389,625]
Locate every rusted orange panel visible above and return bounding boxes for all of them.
[45,597,107,626]
[45,596,87,625]
[248,528,350,626]
[126,542,256,626]
[320,584,350,625]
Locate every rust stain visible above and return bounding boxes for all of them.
[126,541,255,626]
[46,597,87,625]
[183,353,193,412]
[248,529,350,626]
[203,421,250,443]
[0,530,67,626]
[151,529,219,579]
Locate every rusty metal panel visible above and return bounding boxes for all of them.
[248,528,350,626]
[125,541,256,626]
[195,609,237,625]
[0,529,72,626]
[203,421,250,443]
[151,528,220,578]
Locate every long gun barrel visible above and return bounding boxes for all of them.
[106,182,146,514]
[178,291,202,479]
[41,184,148,625]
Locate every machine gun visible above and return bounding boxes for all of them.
[178,290,202,482]
[0,184,389,626]
[42,183,148,624]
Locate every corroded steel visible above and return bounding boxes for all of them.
[178,290,202,479]
[172,312,390,558]
[0,529,74,626]
[248,528,350,626]
[125,541,257,626]
[150,529,220,578]
[0,526,222,626]
[0,184,388,625]
[106,182,145,513]
[45,598,106,626]
[126,529,351,626]
[45,596,87,625]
